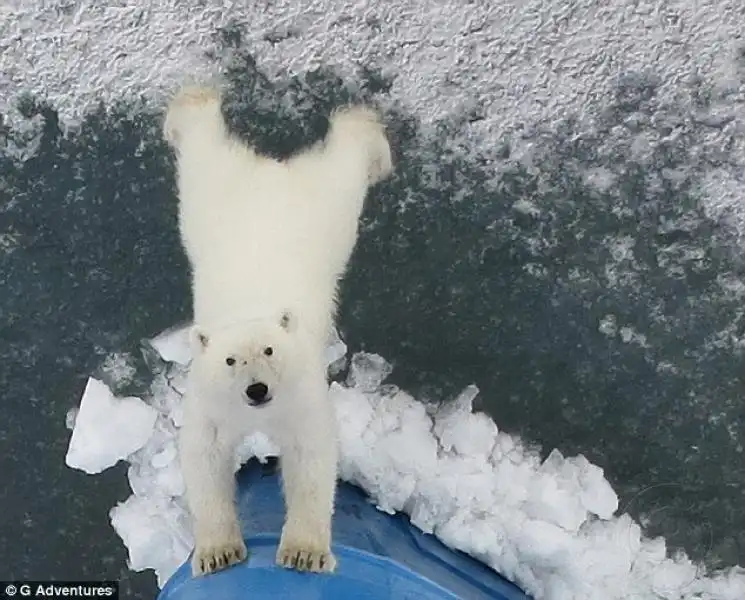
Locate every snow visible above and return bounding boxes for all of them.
[3,0,742,135]
[65,377,158,475]
[2,0,744,235]
[65,325,745,599]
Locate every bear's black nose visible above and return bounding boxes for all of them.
[245,382,270,405]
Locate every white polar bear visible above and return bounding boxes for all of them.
[162,85,392,577]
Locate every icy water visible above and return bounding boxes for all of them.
[2,4,745,599]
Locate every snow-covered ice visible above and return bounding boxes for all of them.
[65,325,745,599]
[3,0,745,238]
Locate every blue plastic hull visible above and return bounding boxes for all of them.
[159,459,531,599]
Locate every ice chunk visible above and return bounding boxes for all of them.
[534,450,618,523]
[521,450,612,532]
[433,385,498,457]
[331,383,375,443]
[518,518,578,567]
[128,456,185,499]
[167,364,189,396]
[65,407,78,431]
[346,352,393,392]
[65,378,158,474]
[110,494,193,588]
[524,471,589,532]
[127,419,184,498]
[325,328,348,375]
[146,372,184,418]
[573,455,618,519]
[151,443,178,469]
[412,453,495,533]
[149,324,192,366]
[335,383,439,514]
[650,554,698,597]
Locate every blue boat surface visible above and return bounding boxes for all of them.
[159,458,531,599]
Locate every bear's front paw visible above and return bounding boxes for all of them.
[170,86,221,110]
[276,540,337,573]
[163,86,223,146]
[191,535,248,576]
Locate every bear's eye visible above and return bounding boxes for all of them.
[226,357,236,366]
[264,347,273,357]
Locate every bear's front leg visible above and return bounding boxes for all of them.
[179,413,248,576]
[276,368,339,573]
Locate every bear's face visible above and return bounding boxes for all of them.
[189,312,297,408]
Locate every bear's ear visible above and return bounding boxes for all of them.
[190,325,210,353]
[279,310,296,333]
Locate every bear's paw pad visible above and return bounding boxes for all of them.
[276,543,337,573]
[191,538,248,576]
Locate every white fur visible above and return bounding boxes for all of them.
[164,85,392,576]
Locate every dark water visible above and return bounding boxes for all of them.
[1,36,743,598]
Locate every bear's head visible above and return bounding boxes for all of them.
[188,311,298,408]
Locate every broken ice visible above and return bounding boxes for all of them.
[65,378,158,474]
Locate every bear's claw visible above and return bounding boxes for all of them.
[276,543,336,573]
[192,538,248,576]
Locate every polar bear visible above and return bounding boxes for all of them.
[163,85,392,577]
